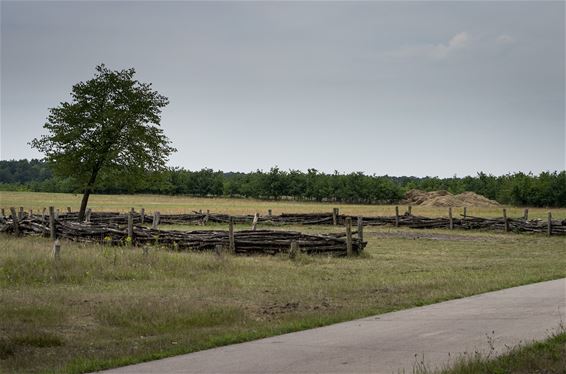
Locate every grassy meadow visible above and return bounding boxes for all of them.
[1,191,566,220]
[1,213,565,373]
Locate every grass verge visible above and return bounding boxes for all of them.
[425,330,566,374]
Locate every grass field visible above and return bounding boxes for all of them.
[1,216,565,373]
[1,191,565,220]
[429,331,566,373]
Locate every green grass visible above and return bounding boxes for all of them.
[425,331,566,373]
[1,190,565,219]
[0,222,565,373]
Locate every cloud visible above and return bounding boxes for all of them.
[385,32,471,60]
[495,34,515,44]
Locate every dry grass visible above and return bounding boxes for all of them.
[1,191,565,220]
[0,222,565,373]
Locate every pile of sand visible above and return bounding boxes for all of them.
[402,189,500,208]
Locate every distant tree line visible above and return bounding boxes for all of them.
[1,159,565,207]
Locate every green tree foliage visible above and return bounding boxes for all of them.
[30,64,176,219]
[1,160,565,207]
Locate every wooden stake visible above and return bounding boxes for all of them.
[140,208,145,224]
[10,207,20,236]
[345,217,353,256]
[395,206,399,227]
[152,211,160,229]
[229,217,235,253]
[332,208,338,226]
[407,206,412,215]
[448,207,453,230]
[357,216,364,252]
[18,207,24,220]
[49,206,56,239]
[1,208,4,217]
[251,213,259,231]
[289,240,298,259]
[67,207,71,213]
[215,244,223,257]
[503,208,509,232]
[463,207,467,219]
[127,210,134,245]
[524,208,529,221]
[268,209,272,218]
[548,211,552,236]
[85,208,92,223]
[52,239,61,260]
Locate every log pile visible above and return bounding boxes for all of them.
[0,217,366,256]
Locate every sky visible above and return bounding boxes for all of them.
[1,1,564,177]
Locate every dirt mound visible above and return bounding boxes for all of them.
[402,189,500,208]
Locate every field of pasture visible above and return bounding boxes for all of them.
[1,191,565,220]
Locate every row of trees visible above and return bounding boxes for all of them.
[1,160,565,207]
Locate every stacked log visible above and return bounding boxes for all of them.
[0,217,365,255]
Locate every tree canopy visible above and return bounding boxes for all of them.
[2,160,565,207]
[30,64,176,219]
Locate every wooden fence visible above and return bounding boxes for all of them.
[1,206,564,235]
[0,214,366,256]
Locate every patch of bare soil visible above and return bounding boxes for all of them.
[402,189,500,208]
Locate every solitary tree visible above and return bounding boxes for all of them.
[31,64,176,220]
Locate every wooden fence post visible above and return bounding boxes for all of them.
[29,209,33,219]
[332,208,338,226]
[407,206,412,215]
[395,206,399,227]
[229,217,235,253]
[1,208,4,217]
[215,244,223,257]
[55,209,60,219]
[18,207,24,220]
[10,207,20,236]
[345,217,353,256]
[52,239,61,261]
[357,216,364,244]
[289,240,298,259]
[204,209,210,225]
[547,211,552,236]
[42,208,46,223]
[251,212,259,231]
[502,208,509,232]
[524,208,529,221]
[67,207,71,213]
[140,208,145,224]
[268,209,272,218]
[49,206,56,239]
[463,207,467,219]
[85,208,92,222]
[127,210,134,245]
[152,211,160,229]
[448,207,453,230]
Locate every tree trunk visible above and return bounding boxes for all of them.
[78,188,91,221]
[78,168,100,221]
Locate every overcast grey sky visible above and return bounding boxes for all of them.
[1,1,564,177]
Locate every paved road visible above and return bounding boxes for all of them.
[99,278,565,373]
